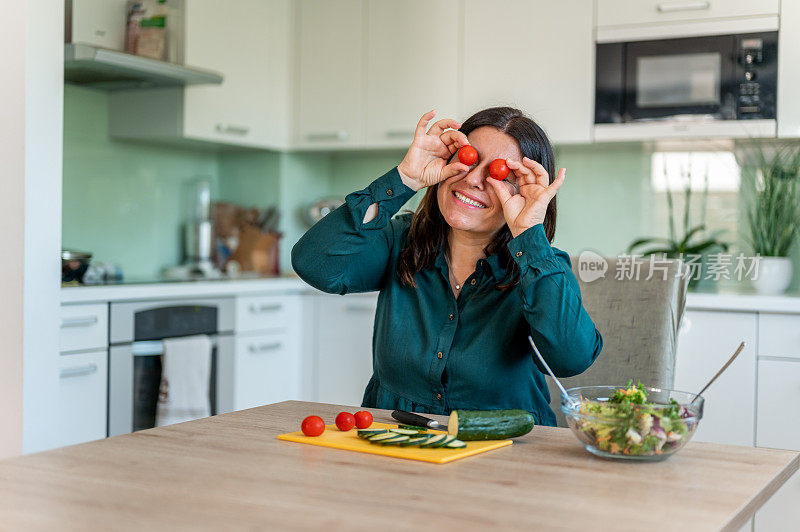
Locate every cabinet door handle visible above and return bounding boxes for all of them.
[60,363,99,378]
[60,316,99,328]
[248,342,282,354]
[385,129,415,139]
[249,303,282,314]
[344,304,375,313]
[215,123,250,135]
[306,130,348,142]
[656,1,710,13]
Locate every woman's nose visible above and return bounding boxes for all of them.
[463,164,487,189]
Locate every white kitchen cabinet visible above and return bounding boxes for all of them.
[58,350,108,446]
[313,293,377,407]
[110,0,292,149]
[756,359,800,450]
[364,0,459,147]
[461,0,594,144]
[233,331,301,410]
[294,0,365,148]
[754,358,800,531]
[674,309,757,446]
[60,303,108,353]
[596,0,779,28]
[236,294,301,334]
[778,0,800,138]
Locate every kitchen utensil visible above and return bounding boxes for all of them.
[391,410,448,431]
[690,341,746,406]
[277,422,511,464]
[61,249,92,283]
[528,336,578,409]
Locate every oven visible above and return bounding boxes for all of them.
[108,297,235,437]
[595,31,777,126]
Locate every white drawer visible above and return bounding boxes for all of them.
[597,0,779,27]
[60,303,108,353]
[235,295,299,333]
[58,349,108,446]
[233,331,300,411]
[758,313,800,359]
[756,359,800,450]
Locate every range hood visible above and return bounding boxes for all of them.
[64,43,223,90]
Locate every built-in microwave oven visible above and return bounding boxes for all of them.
[595,32,778,126]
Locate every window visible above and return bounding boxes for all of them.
[651,151,740,192]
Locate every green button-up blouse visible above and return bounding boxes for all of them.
[292,168,603,426]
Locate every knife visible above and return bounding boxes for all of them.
[391,410,448,431]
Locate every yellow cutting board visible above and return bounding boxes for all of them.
[277,422,512,464]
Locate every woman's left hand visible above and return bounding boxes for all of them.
[487,157,566,238]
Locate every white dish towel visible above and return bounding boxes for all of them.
[156,334,212,427]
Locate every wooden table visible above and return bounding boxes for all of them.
[0,401,797,531]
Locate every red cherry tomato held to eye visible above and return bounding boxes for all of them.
[335,412,356,431]
[353,410,374,429]
[301,415,326,437]
[489,158,510,180]
[457,145,479,166]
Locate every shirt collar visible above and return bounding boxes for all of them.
[434,246,508,281]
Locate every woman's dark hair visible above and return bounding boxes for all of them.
[396,106,557,289]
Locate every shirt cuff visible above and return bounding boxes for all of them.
[344,167,417,229]
[507,224,560,273]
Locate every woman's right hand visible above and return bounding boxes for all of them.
[397,110,472,191]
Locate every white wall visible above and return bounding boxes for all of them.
[0,0,27,459]
[23,0,63,454]
[0,0,63,458]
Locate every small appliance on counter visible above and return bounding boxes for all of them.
[61,249,93,283]
[164,178,222,281]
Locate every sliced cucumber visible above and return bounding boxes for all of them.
[430,435,457,448]
[389,428,420,435]
[357,429,387,438]
[444,439,467,449]
[378,435,410,445]
[398,424,428,432]
[419,434,448,448]
[367,432,399,442]
[399,435,431,447]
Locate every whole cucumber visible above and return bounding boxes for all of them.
[447,409,535,441]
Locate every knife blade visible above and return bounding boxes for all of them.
[391,410,448,431]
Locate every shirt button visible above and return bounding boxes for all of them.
[515,251,523,257]
[470,279,477,285]
[386,189,393,196]
[448,314,454,321]
[436,351,443,358]
[436,393,442,400]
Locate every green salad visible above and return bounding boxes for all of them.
[574,381,695,456]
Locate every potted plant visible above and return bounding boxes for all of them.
[742,142,800,295]
[627,160,729,287]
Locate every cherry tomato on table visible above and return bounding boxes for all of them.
[354,410,374,429]
[489,159,510,180]
[335,412,356,431]
[457,145,478,166]
[301,415,326,437]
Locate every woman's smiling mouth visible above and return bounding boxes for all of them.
[453,191,487,209]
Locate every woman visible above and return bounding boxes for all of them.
[292,107,602,426]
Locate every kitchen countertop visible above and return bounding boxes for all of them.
[61,275,310,303]
[687,285,800,313]
[0,401,796,531]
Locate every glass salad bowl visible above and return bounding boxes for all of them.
[562,384,704,461]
